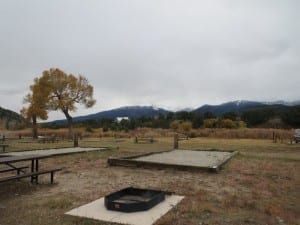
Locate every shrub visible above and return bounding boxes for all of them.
[203,119,218,128]
[85,126,93,133]
[170,120,180,131]
[221,119,236,129]
[102,126,109,132]
[179,121,192,133]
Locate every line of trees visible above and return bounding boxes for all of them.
[43,105,300,132]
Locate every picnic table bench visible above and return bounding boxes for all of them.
[0,166,29,174]
[134,137,156,144]
[0,168,62,184]
[38,135,59,143]
[178,134,189,141]
[0,134,4,142]
[0,144,9,152]
[0,155,62,184]
[293,129,300,143]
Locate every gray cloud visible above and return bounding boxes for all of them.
[0,0,299,120]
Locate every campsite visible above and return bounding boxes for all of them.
[0,129,299,225]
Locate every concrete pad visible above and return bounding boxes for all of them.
[65,195,184,225]
[108,149,238,172]
[134,149,233,168]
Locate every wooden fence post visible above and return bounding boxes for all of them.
[74,134,78,147]
[174,133,179,149]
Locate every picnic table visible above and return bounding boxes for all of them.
[134,137,156,143]
[38,135,59,143]
[0,154,62,184]
[0,144,9,152]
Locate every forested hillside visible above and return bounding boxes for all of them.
[0,107,25,130]
[2,101,299,131]
[44,105,300,131]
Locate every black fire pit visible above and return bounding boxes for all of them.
[104,187,171,213]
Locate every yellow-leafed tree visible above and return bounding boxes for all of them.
[41,68,96,138]
[21,75,51,138]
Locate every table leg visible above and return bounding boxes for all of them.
[31,160,34,172]
[31,159,34,183]
[31,159,39,183]
[35,159,39,183]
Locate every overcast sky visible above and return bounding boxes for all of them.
[0,0,299,120]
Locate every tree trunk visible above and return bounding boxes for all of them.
[32,115,38,139]
[63,110,73,139]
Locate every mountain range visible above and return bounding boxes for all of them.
[71,106,170,122]
[50,100,300,123]
[1,100,299,126]
[193,100,266,115]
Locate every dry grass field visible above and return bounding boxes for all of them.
[0,136,299,225]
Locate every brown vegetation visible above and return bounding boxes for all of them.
[2,127,295,141]
[0,136,299,225]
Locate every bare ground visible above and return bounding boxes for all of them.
[0,137,299,225]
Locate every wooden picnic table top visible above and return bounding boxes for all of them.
[0,154,50,164]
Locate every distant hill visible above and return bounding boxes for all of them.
[76,106,170,120]
[192,100,300,115]
[193,100,266,115]
[0,106,25,130]
[264,100,300,106]
[42,100,300,125]
[50,106,170,124]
